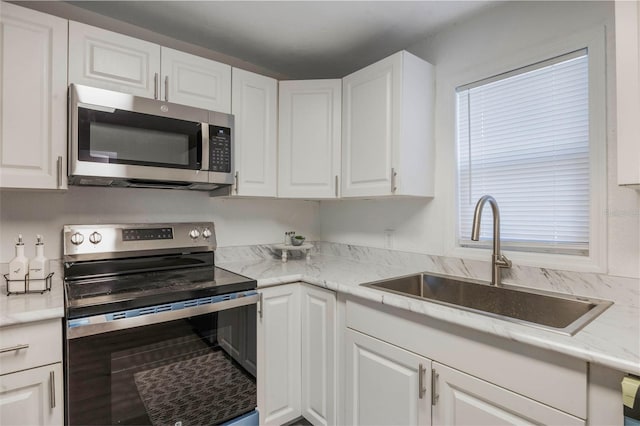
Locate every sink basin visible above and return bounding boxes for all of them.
[362,273,612,335]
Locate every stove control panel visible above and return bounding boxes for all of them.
[63,222,217,260]
[122,227,173,241]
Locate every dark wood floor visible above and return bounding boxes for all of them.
[284,416,313,426]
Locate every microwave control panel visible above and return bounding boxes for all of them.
[209,126,231,173]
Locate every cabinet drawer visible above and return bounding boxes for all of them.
[0,320,62,375]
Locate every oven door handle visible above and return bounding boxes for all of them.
[67,293,259,339]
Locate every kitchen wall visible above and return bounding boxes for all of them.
[320,1,640,279]
[2,1,638,280]
[0,188,320,261]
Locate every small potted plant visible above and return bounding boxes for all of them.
[291,235,306,246]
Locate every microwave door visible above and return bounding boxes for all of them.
[70,106,209,185]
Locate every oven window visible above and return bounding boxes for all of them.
[77,107,202,170]
[67,305,256,425]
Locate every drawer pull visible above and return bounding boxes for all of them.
[154,73,159,99]
[49,370,56,409]
[391,168,398,193]
[57,156,63,188]
[418,363,427,399]
[165,76,169,101]
[0,343,29,354]
[431,368,439,406]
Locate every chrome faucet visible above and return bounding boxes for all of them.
[471,195,512,286]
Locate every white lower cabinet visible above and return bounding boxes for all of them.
[257,284,302,426]
[345,329,431,426]
[342,295,589,426]
[301,284,337,426]
[0,363,63,426]
[432,362,584,426]
[0,319,63,426]
[257,283,337,426]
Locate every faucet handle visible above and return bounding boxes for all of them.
[496,254,512,269]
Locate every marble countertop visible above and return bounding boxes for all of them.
[2,251,637,376]
[0,262,65,327]
[217,253,640,375]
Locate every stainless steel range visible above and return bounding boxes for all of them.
[63,222,258,426]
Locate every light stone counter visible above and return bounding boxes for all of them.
[217,243,640,376]
[1,245,637,376]
[0,261,64,327]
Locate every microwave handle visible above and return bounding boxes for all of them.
[201,123,209,172]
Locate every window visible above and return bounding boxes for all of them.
[456,49,590,255]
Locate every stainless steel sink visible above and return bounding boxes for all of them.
[362,273,612,335]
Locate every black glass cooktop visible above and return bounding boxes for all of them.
[65,266,256,319]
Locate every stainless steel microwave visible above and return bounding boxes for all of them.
[68,84,234,191]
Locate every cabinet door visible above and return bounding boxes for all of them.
[342,53,400,197]
[0,363,63,426]
[432,362,585,426]
[301,285,336,426]
[342,51,434,198]
[345,329,431,426]
[615,0,640,187]
[161,47,231,112]
[231,68,278,197]
[278,80,341,198]
[0,2,67,189]
[257,284,301,425]
[69,21,160,98]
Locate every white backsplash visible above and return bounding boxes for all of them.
[0,186,320,263]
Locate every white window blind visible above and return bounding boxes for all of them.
[457,49,590,255]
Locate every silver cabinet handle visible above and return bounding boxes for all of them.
[235,171,239,194]
[154,73,159,99]
[431,368,439,406]
[258,292,263,319]
[334,175,339,197]
[164,76,169,101]
[49,370,56,409]
[57,156,63,188]
[0,343,29,354]
[419,363,427,399]
[391,168,398,193]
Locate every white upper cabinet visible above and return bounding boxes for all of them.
[69,21,160,98]
[231,68,278,197]
[69,22,231,112]
[615,0,640,188]
[161,47,231,112]
[342,50,434,198]
[0,2,68,190]
[278,80,341,199]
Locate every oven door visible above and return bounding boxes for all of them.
[65,293,258,426]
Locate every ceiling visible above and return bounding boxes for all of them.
[67,1,498,79]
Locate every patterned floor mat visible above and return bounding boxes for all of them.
[134,350,256,426]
